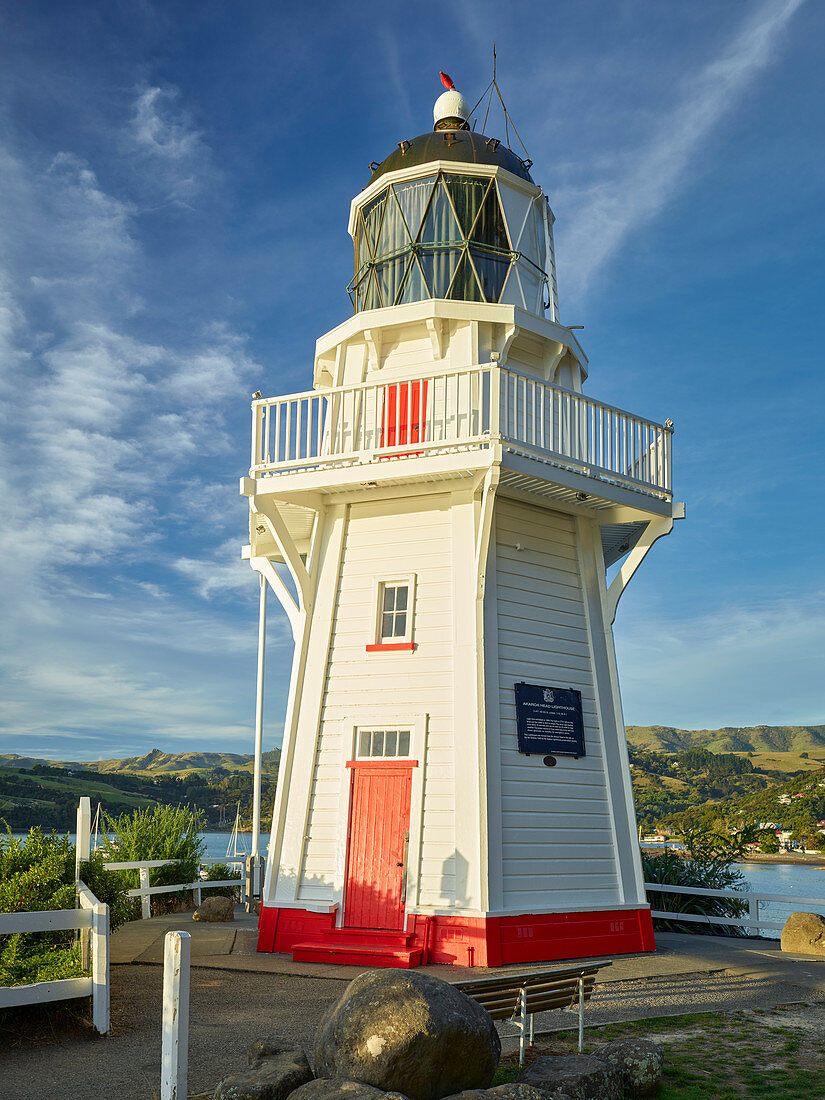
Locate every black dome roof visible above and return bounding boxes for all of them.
[370,130,534,185]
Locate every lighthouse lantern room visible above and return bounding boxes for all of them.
[241,76,683,967]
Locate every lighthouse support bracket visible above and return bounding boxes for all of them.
[606,505,684,626]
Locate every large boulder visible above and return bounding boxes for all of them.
[214,1046,312,1100]
[781,912,825,955]
[517,1055,622,1100]
[313,970,501,1100]
[592,1039,663,1097]
[194,895,235,922]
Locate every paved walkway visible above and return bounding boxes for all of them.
[111,906,825,996]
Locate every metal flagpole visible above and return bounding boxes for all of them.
[249,571,266,904]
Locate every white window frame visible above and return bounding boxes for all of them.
[354,726,414,761]
[372,574,416,646]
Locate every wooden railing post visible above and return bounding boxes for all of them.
[75,797,91,882]
[161,931,190,1100]
[91,899,110,1035]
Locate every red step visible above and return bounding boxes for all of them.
[291,939,423,968]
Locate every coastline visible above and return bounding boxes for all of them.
[642,846,825,868]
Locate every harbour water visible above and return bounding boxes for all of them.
[11,829,825,931]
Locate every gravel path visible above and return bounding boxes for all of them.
[2,963,823,1100]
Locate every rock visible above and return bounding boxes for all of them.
[313,970,501,1100]
[781,912,825,955]
[214,1048,312,1100]
[593,1039,663,1097]
[194,895,235,922]
[517,1054,622,1100]
[247,1043,310,1072]
[290,1081,392,1100]
[487,1087,552,1100]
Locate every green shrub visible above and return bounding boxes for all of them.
[643,847,749,936]
[0,828,129,987]
[200,862,242,900]
[99,804,206,915]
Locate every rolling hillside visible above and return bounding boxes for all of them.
[625,725,825,755]
[0,747,280,776]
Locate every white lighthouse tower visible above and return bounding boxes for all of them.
[242,77,683,967]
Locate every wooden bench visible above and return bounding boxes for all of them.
[453,960,612,1064]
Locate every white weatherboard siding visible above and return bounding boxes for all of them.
[297,494,457,908]
[493,498,621,911]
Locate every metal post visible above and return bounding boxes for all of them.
[749,896,760,936]
[578,977,584,1053]
[161,931,190,1100]
[249,572,267,910]
[139,866,151,920]
[518,987,527,1067]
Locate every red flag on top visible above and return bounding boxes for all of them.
[439,71,455,90]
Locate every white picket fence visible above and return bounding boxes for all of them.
[645,880,825,935]
[0,799,110,1033]
[104,858,243,919]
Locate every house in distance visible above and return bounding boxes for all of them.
[240,74,684,967]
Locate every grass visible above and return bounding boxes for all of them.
[494,1005,825,1098]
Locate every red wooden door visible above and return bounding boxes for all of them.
[344,765,412,930]
[380,381,429,452]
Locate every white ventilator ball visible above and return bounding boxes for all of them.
[433,88,470,128]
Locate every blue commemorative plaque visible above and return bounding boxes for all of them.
[514,683,585,758]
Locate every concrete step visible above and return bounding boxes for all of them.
[291,939,423,968]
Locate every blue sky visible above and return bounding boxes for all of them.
[0,0,822,762]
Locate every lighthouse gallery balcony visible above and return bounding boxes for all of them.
[249,361,673,512]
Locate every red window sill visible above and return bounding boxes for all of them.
[365,642,416,652]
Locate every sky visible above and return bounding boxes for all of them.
[0,0,822,762]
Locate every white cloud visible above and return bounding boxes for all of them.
[174,539,257,601]
[0,96,264,756]
[557,0,806,300]
[128,86,211,204]
[616,590,825,729]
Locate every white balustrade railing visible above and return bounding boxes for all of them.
[251,362,672,496]
[645,880,825,936]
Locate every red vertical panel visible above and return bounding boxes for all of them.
[345,766,413,930]
[380,382,429,452]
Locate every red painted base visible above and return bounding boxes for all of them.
[257,906,655,967]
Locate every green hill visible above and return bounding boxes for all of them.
[625,725,825,754]
[0,747,280,777]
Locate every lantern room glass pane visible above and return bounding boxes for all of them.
[443,175,490,236]
[375,258,406,307]
[448,252,484,302]
[469,247,510,303]
[419,247,461,299]
[393,177,436,240]
[397,256,430,304]
[375,189,407,259]
[362,270,381,311]
[418,180,463,246]
[472,185,510,251]
[361,193,386,256]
